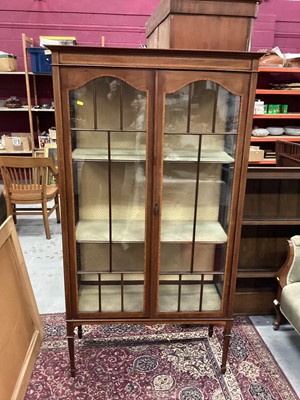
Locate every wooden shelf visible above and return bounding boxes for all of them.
[253,113,300,119]
[251,135,300,142]
[0,151,32,155]
[73,148,235,163]
[0,71,27,75]
[258,67,300,73]
[31,108,55,112]
[164,149,234,163]
[237,270,276,278]
[256,89,300,95]
[72,148,146,161]
[242,219,300,226]
[76,220,227,244]
[0,106,28,112]
[248,159,276,165]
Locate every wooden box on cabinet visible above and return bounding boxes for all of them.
[50,45,260,375]
[146,0,261,51]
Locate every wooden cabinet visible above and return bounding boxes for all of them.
[237,167,300,314]
[236,68,300,314]
[50,46,260,375]
[146,0,261,51]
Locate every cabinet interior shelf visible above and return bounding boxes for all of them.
[237,271,276,278]
[72,148,234,163]
[76,220,227,244]
[242,219,300,225]
[253,113,300,119]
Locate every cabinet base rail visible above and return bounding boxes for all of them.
[66,319,233,377]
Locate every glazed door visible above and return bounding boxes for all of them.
[154,71,248,317]
[67,70,154,317]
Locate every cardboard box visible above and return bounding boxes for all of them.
[39,36,77,46]
[249,146,264,162]
[2,133,31,152]
[48,127,56,143]
[0,54,17,72]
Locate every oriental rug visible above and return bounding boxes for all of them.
[25,314,298,400]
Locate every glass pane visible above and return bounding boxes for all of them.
[159,80,240,313]
[159,273,223,312]
[78,273,144,312]
[70,76,147,313]
[165,81,240,134]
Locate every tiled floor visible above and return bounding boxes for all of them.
[14,215,300,397]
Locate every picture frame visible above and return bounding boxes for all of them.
[32,147,45,158]
[44,143,58,184]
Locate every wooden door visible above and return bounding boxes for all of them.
[150,70,252,318]
[58,68,155,319]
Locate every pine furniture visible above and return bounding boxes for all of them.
[0,216,43,400]
[0,156,60,239]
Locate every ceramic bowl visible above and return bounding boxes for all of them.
[284,126,300,136]
[266,127,284,136]
[252,128,269,137]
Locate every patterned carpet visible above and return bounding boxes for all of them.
[25,314,298,400]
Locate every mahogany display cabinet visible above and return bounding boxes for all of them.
[50,46,260,376]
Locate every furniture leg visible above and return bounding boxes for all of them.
[67,324,76,377]
[78,325,83,339]
[221,321,233,374]
[208,324,214,337]
[55,194,61,223]
[5,198,15,223]
[273,299,282,330]
[42,200,51,239]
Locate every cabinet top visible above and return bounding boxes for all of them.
[48,46,262,72]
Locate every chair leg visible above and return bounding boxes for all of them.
[12,204,17,224]
[42,201,51,239]
[55,194,61,223]
[273,299,282,330]
[5,198,16,224]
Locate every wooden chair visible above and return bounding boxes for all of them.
[276,140,300,167]
[0,156,60,239]
[273,235,300,334]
